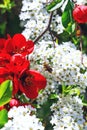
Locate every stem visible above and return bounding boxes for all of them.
[34,12,53,43]
[80,37,83,64]
[76,23,83,64]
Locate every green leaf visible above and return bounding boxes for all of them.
[0,109,8,128]
[62,0,74,28]
[69,88,80,96]
[0,4,5,8]
[58,30,70,42]
[0,0,15,14]
[46,0,64,12]
[49,94,58,99]
[65,22,75,34]
[0,22,6,35]
[0,80,13,106]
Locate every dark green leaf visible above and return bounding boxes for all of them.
[0,80,13,106]
[58,31,70,42]
[0,109,8,128]
[62,0,74,28]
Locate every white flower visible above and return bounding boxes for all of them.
[75,0,87,5]
[30,41,87,95]
[19,0,64,40]
[1,105,44,130]
[50,95,86,130]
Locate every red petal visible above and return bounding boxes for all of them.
[19,83,38,99]
[12,75,19,95]
[12,33,26,48]
[24,40,34,55]
[9,54,30,74]
[5,38,14,55]
[19,70,47,99]
[0,53,10,67]
[28,70,47,90]
[73,5,87,23]
[0,67,9,76]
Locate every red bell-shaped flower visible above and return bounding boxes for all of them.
[0,53,11,67]
[5,33,34,56]
[7,54,30,74]
[73,5,87,23]
[19,70,47,99]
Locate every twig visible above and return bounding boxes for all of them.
[34,12,53,43]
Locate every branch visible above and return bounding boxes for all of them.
[34,12,53,43]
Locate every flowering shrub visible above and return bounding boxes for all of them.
[1,0,87,130]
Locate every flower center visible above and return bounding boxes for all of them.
[20,73,34,87]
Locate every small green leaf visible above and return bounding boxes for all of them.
[0,0,15,14]
[0,109,8,128]
[69,88,80,96]
[49,94,58,99]
[0,80,13,106]
[0,4,5,8]
[46,0,64,12]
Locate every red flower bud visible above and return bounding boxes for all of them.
[73,5,87,23]
[9,99,20,107]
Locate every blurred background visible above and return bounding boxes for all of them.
[0,0,23,37]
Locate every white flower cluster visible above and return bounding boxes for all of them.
[50,94,87,130]
[30,41,87,95]
[19,0,64,40]
[1,105,44,130]
[75,0,87,5]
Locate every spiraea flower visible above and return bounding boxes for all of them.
[50,94,86,130]
[19,0,64,40]
[29,41,87,95]
[75,0,87,5]
[0,105,44,130]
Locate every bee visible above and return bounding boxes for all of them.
[43,62,52,73]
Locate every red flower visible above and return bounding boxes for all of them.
[0,54,30,95]
[0,53,11,67]
[73,5,87,23]
[7,54,30,74]
[0,67,9,78]
[0,72,19,95]
[5,33,34,56]
[19,70,47,99]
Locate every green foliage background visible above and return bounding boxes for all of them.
[0,0,23,37]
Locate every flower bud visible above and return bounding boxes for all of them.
[9,99,20,107]
[73,5,87,23]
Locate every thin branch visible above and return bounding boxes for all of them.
[34,12,53,43]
